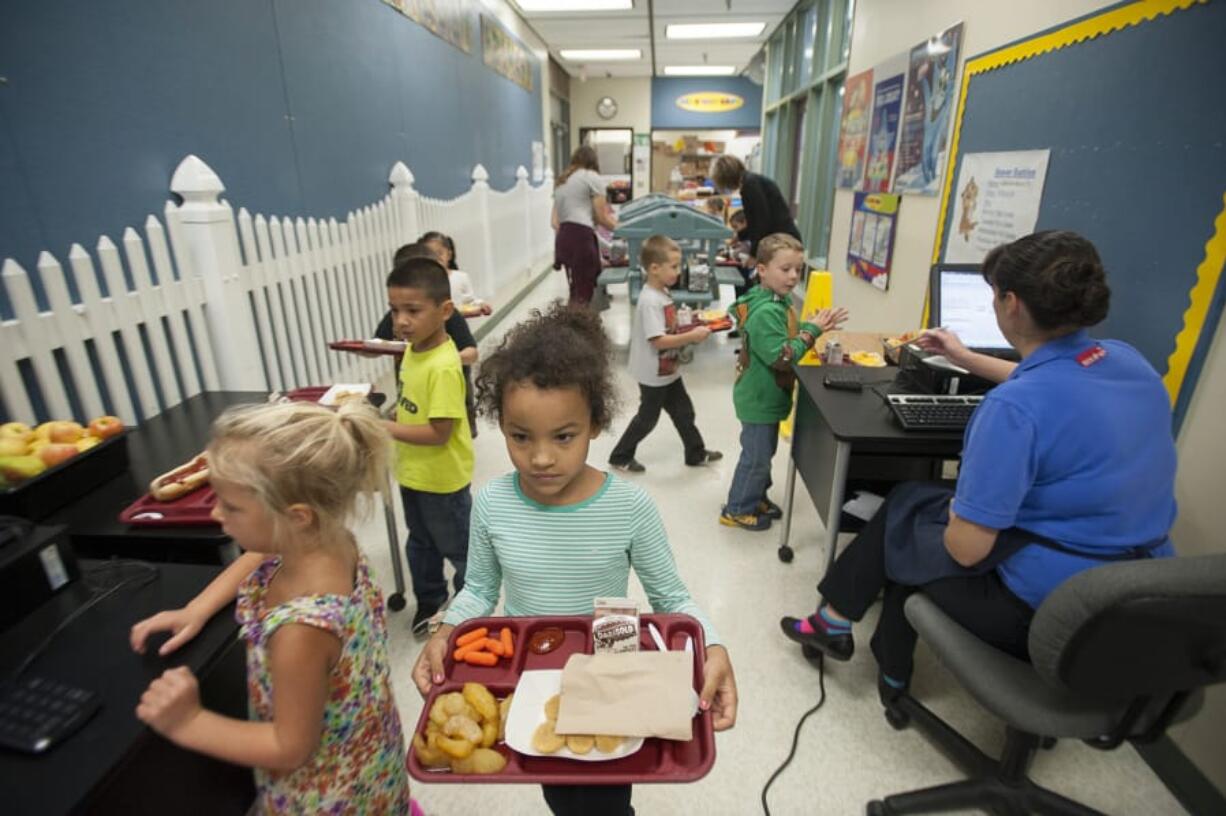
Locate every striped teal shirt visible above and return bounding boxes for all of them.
[443,472,721,646]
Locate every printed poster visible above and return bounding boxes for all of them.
[893,22,964,196]
[482,15,534,92]
[847,192,901,291]
[945,150,1051,263]
[834,69,873,188]
[383,0,473,54]
[861,55,906,193]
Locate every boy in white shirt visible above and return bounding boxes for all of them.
[609,235,722,473]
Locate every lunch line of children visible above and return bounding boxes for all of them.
[129,226,841,816]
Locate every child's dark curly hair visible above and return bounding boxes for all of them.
[476,301,619,429]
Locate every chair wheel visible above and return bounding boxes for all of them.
[387,593,407,612]
[778,545,794,563]
[883,706,910,730]
[866,801,888,816]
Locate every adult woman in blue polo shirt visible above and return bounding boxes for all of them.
[780,230,1177,695]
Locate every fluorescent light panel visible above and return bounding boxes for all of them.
[663,65,736,76]
[517,0,631,11]
[559,48,642,61]
[666,22,765,39]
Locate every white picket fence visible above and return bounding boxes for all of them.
[0,155,555,424]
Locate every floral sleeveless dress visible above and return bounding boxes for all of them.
[236,554,410,815]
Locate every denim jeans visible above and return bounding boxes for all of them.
[399,484,471,610]
[724,422,779,516]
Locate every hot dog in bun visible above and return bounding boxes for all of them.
[149,453,210,501]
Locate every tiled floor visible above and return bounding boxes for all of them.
[353,271,1186,815]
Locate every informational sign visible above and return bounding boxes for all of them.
[945,150,1051,263]
[834,70,873,188]
[675,92,745,113]
[384,0,473,54]
[861,54,907,193]
[893,22,964,196]
[481,14,534,92]
[848,192,901,290]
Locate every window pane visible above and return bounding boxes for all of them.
[767,34,785,102]
[799,4,817,83]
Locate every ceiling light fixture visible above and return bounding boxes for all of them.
[663,65,737,76]
[559,48,642,61]
[665,22,765,39]
[516,0,632,11]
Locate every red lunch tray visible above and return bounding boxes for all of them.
[283,386,330,402]
[672,317,734,334]
[119,486,219,527]
[329,340,405,357]
[407,613,714,786]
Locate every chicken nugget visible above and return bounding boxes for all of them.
[565,734,595,755]
[594,735,624,753]
[543,694,561,722]
[531,720,566,754]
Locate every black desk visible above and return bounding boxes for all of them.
[778,366,966,571]
[46,392,269,565]
[0,561,254,815]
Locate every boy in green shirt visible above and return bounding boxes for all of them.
[383,257,475,632]
[721,234,848,531]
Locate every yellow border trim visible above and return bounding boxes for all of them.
[1164,194,1226,404]
[927,0,1214,407]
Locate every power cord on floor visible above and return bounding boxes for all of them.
[761,651,827,816]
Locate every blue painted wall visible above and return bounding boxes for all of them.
[0,0,543,285]
[937,0,1226,429]
[650,77,762,130]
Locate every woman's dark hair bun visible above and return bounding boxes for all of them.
[982,230,1110,330]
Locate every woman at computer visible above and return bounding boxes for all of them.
[779,230,1177,700]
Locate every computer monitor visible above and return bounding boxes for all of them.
[928,263,1017,358]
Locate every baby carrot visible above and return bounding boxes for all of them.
[453,641,482,662]
[483,638,505,657]
[455,627,489,647]
[462,651,499,666]
[501,627,514,658]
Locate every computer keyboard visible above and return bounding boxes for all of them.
[0,675,101,754]
[887,394,983,431]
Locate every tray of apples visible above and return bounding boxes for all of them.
[0,417,129,519]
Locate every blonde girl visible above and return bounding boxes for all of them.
[130,401,411,815]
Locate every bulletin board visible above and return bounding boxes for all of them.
[932,0,1226,430]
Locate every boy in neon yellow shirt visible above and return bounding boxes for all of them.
[383,257,474,633]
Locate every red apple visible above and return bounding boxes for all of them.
[38,443,79,468]
[88,415,124,440]
[35,421,84,444]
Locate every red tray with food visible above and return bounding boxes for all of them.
[407,613,713,785]
[119,485,219,527]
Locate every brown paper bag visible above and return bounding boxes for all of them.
[553,652,695,741]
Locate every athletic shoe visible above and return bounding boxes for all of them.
[609,458,646,473]
[719,510,771,531]
[686,450,724,466]
[758,498,783,519]
[779,615,855,661]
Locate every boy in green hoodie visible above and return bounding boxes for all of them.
[721,233,849,530]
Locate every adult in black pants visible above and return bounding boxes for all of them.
[543,785,634,816]
[780,230,1178,698]
[710,154,802,258]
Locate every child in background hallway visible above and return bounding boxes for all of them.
[411,303,738,816]
[376,241,480,435]
[608,235,722,473]
[131,401,411,814]
[721,233,848,531]
[384,257,475,634]
[420,230,485,312]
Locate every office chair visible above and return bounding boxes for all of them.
[868,554,1226,816]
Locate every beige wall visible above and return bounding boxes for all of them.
[838,0,1226,796]
[569,78,653,197]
